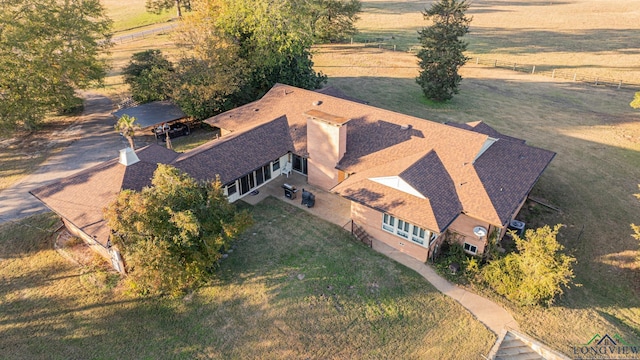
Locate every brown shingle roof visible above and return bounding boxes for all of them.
[30,144,179,246]
[172,116,294,185]
[206,83,554,228]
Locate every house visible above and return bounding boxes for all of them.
[30,83,555,271]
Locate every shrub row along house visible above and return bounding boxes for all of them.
[31,84,555,272]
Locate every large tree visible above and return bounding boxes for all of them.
[309,0,362,43]
[178,0,326,101]
[0,0,111,130]
[416,0,471,102]
[122,50,174,103]
[104,165,253,296]
[145,0,191,17]
[482,225,576,306]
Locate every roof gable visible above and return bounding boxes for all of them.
[172,116,294,184]
[370,176,426,199]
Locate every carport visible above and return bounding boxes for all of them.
[112,100,189,142]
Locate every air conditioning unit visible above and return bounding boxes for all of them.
[508,220,525,236]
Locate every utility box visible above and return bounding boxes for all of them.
[282,183,297,200]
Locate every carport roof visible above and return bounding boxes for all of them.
[112,101,186,129]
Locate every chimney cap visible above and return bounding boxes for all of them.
[304,109,350,126]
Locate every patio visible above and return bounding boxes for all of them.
[240,172,352,230]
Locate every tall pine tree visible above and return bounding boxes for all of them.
[416,0,471,102]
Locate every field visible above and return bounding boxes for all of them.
[0,200,495,359]
[2,0,640,357]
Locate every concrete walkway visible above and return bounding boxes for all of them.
[0,93,125,223]
[372,238,519,335]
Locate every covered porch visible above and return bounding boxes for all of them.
[240,172,352,230]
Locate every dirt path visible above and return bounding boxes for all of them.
[0,93,126,223]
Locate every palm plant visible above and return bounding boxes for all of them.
[114,114,141,149]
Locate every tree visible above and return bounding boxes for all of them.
[114,115,141,149]
[0,0,111,130]
[122,50,175,103]
[146,0,191,17]
[104,165,253,296]
[178,0,326,101]
[415,0,471,102]
[631,92,640,109]
[482,225,576,306]
[171,55,246,120]
[309,0,362,43]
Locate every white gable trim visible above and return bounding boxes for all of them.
[474,137,498,162]
[370,176,426,199]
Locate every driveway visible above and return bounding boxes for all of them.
[0,92,127,223]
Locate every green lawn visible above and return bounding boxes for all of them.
[103,0,174,33]
[0,199,495,359]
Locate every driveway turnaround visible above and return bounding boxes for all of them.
[0,93,126,224]
[372,238,519,335]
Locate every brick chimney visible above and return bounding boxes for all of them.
[305,109,349,190]
[119,147,140,166]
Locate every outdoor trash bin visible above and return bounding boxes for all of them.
[282,183,297,200]
[301,188,315,208]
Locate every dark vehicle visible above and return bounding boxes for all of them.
[153,122,190,141]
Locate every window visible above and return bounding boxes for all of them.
[263,164,271,181]
[382,213,436,248]
[227,182,237,195]
[411,226,426,245]
[382,214,395,232]
[463,243,477,255]
[272,159,280,171]
[396,220,409,238]
[256,167,265,186]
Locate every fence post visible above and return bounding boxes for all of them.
[350,37,353,45]
[378,44,381,49]
[618,81,622,90]
[476,57,479,64]
[494,60,497,67]
[531,65,535,75]
[573,73,577,81]
[513,63,516,71]
[552,69,555,78]
[393,45,396,51]
[595,77,598,85]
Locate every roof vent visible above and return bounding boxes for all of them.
[401,124,411,130]
[312,100,322,106]
[253,108,259,112]
[119,147,140,166]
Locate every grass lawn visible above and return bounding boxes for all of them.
[102,0,174,33]
[0,199,495,359]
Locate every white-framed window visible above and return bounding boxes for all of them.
[226,182,237,195]
[382,213,395,232]
[382,213,436,248]
[463,242,477,255]
[412,226,426,245]
[397,220,410,238]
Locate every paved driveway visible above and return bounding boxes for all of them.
[0,93,126,223]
